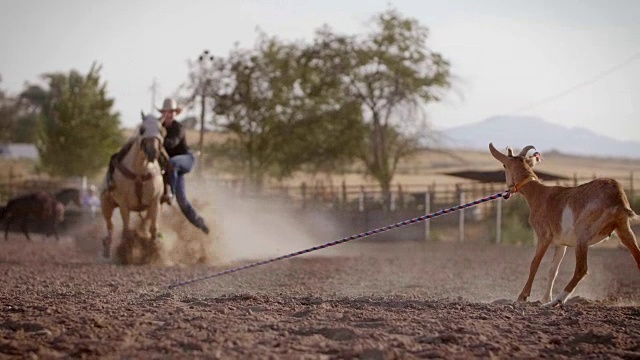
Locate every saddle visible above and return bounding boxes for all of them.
[107,141,174,206]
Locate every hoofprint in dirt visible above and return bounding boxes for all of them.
[0,238,639,359]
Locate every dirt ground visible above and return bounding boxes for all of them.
[1,228,639,360]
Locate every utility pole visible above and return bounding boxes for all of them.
[197,50,214,164]
[149,77,159,114]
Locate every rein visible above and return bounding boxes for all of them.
[168,190,512,289]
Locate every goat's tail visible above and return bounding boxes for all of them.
[626,208,640,222]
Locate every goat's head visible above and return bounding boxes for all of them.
[489,143,542,189]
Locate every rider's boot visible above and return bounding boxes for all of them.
[160,183,173,205]
[160,169,173,206]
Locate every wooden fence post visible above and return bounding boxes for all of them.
[301,182,307,210]
[630,171,635,202]
[389,190,396,212]
[459,190,465,242]
[425,191,431,241]
[496,197,503,244]
[341,180,347,209]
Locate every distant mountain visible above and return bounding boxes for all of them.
[439,116,640,159]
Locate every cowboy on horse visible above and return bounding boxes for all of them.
[105,98,209,235]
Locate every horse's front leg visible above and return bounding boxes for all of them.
[120,207,132,241]
[147,201,159,241]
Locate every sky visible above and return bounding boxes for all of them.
[2,0,640,141]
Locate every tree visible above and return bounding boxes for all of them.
[0,79,17,143]
[0,77,38,143]
[200,33,365,187]
[186,8,451,197]
[339,8,451,207]
[24,64,124,177]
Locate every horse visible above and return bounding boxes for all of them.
[100,111,165,258]
[0,191,65,241]
[55,188,82,208]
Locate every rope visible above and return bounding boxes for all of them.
[167,190,511,289]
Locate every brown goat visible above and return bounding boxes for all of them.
[489,143,640,306]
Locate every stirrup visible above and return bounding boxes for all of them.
[160,193,173,205]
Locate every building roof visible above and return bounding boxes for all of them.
[445,170,568,183]
[0,143,39,160]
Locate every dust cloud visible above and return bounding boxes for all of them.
[192,181,344,264]
[78,179,345,266]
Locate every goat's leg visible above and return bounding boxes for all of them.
[517,236,551,302]
[545,240,589,307]
[542,245,566,303]
[616,222,640,270]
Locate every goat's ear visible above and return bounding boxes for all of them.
[506,146,514,157]
[526,152,542,167]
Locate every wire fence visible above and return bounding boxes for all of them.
[1,172,637,244]
[215,172,639,244]
[218,172,638,212]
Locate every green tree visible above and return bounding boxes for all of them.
[189,8,451,197]
[202,33,365,187]
[0,77,36,143]
[339,8,451,207]
[24,64,123,177]
[0,78,17,143]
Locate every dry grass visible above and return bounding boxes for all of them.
[267,147,640,190]
[4,131,640,191]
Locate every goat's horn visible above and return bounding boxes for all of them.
[518,145,536,157]
[489,143,509,164]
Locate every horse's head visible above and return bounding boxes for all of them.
[139,111,164,162]
[55,188,81,207]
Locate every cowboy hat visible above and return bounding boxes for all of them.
[157,98,182,114]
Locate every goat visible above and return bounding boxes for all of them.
[489,143,640,306]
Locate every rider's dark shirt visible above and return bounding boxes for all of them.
[163,120,190,158]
